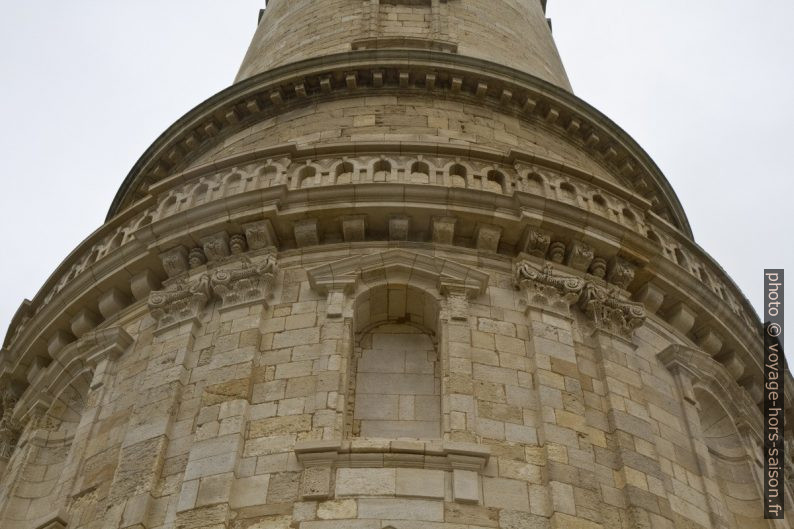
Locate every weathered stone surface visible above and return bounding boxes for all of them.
[0,2,776,529]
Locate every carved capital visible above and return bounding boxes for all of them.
[210,253,278,310]
[514,259,584,315]
[0,388,21,460]
[148,274,211,332]
[578,282,646,337]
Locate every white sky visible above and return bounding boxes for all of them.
[0,1,790,363]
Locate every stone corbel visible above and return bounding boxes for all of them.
[513,258,584,316]
[209,253,278,311]
[148,274,211,333]
[0,386,21,461]
[82,327,134,390]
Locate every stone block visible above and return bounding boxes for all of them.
[301,466,333,500]
[230,474,270,508]
[453,469,480,503]
[336,468,395,496]
[395,468,445,499]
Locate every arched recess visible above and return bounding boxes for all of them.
[693,387,768,528]
[0,369,91,529]
[348,286,442,439]
[307,250,489,441]
[0,327,131,529]
[660,345,788,528]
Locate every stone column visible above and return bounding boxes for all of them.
[515,259,603,528]
[659,346,732,529]
[106,274,212,528]
[588,326,675,529]
[173,254,278,529]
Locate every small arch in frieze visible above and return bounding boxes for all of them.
[522,171,545,195]
[674,247,689,270]
[447,163,467,188]
[187,181,210,208]
[158,194,179,218]
[297,165,318,189]
[334,160,355,185]
[591,193,608,213]
[221,170,245,196]
[409,160,431,184]
[484,169,506,194]
[371,158,394,181]
[646,229,661,244]
[558,181,577,203]
[621,207,637,227]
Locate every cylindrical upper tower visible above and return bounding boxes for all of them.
[0,3,790,529]
[236,0,572,91]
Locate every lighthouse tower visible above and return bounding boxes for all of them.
[0,2,790,528]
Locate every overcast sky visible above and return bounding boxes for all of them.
[0,1,790,362]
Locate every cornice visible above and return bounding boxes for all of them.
[105,49,692,237]
[1,173,775,411]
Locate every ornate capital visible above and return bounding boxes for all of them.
[578,282,646,337]
[514,260,584,315]
[148,274,211,332]
[0,388,20,460]
[210,253,278,310]
[514,258,646,336]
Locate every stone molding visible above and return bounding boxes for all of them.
[658,344,762,435]
[294,439,490,471]
[294,439,489,503]
[514,257,647,337]
[108,51,690,233]
[306,249,488,319]
[12,327,133,429]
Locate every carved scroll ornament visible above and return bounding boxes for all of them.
[514,259,646,337]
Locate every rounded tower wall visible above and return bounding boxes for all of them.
[0,4,791,529]
[236,0,572,91]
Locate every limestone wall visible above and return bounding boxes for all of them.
[0,2,791,528]
[235,0,572,91]
[0,244,787,528]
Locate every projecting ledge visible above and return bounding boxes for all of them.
[294,439,490,471]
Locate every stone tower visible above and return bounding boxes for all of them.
[0,1,791,528]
